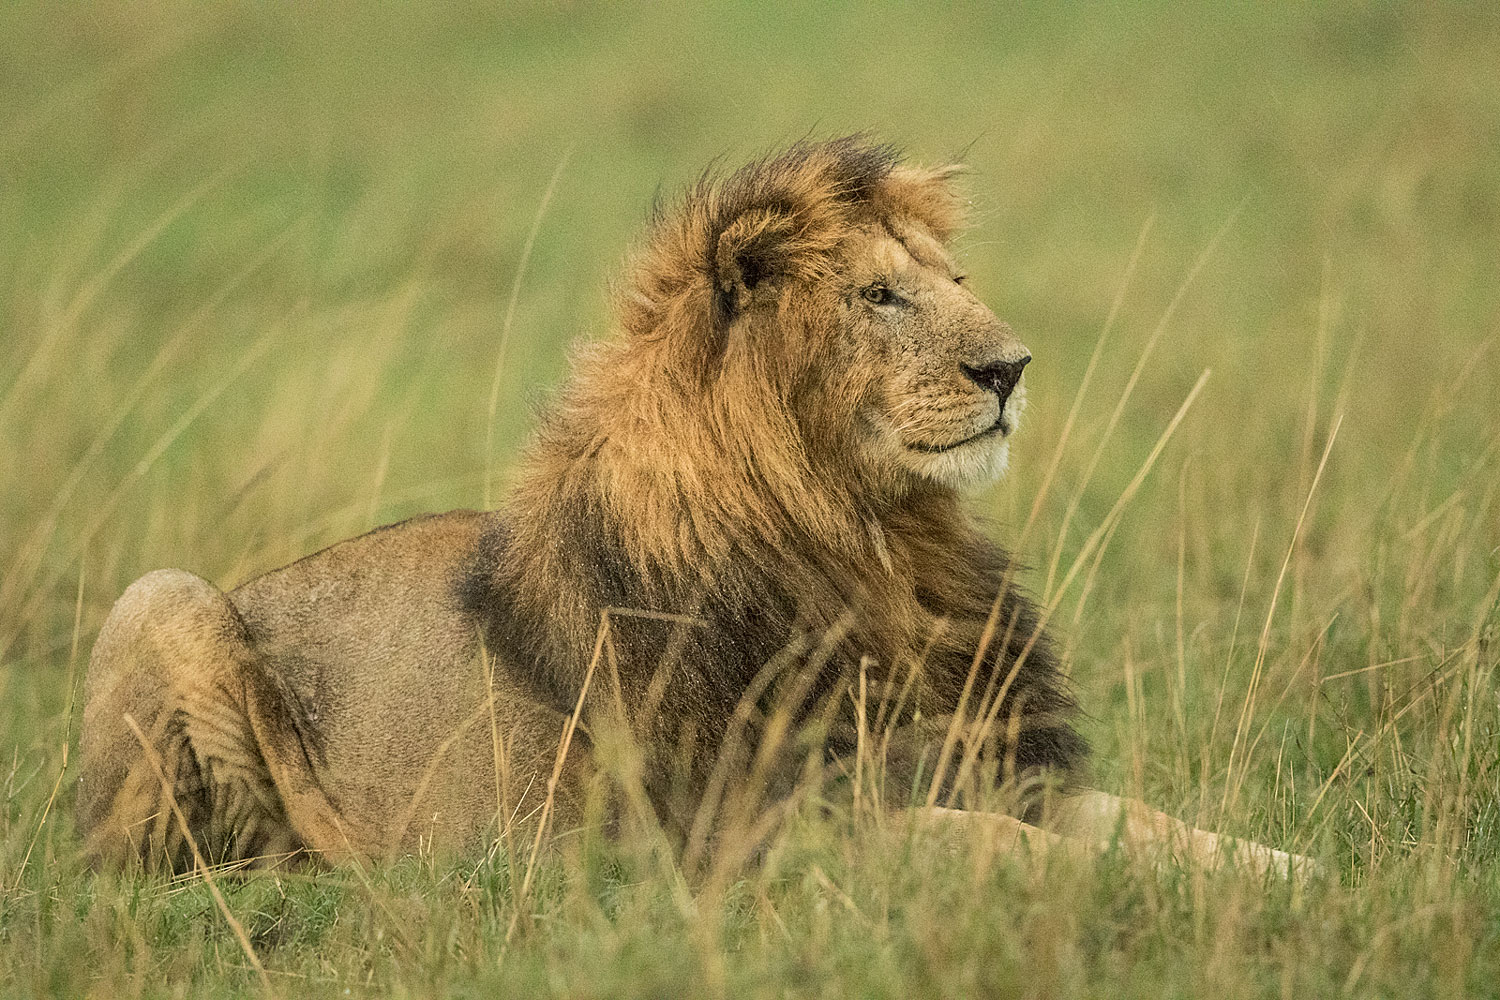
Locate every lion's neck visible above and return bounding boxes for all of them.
[523,347,902,583]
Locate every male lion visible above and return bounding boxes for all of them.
[79,138,1311,878]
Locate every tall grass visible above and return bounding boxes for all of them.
[3,2,1498,996]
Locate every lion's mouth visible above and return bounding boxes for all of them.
[906,414,1009,454]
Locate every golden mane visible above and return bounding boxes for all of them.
[514,140,974,582]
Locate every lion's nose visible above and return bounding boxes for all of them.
[960,355,1031,406]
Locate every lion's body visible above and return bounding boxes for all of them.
[80,138,1105,871]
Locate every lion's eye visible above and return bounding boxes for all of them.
[861,284,894,306]
[953,275,967,285]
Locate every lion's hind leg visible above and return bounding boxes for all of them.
[79,569,301,872]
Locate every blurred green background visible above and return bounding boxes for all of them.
[2,3,1499,994]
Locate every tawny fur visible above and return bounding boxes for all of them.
[79,138,1128,872]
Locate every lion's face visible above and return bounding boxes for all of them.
[620,141,1031,500]
[826,218,1031,491]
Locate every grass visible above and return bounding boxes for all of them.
[3,1,1499,996]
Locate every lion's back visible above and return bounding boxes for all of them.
[230,510,489,639]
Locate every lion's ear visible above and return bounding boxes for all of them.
[877,164,967,243]
[712,206,807,322]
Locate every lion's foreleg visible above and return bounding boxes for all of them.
[903,806,1086,864]
[909,795,1318,881]
[1040,789,1319,881]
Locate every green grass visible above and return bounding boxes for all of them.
[3,1,1499,996]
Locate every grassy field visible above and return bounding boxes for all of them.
[3,1,1499,996]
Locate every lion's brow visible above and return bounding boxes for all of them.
[878,218,951,272]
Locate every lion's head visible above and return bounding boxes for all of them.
[529,137,1037,576]
[610,137,1031,501]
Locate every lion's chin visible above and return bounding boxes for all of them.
[911,384,1026,489]
[906,436,1012,490]
[860,396,1023,491]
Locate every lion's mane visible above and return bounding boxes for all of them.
[460,138,1086,827]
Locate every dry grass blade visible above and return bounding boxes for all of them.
[1018,211,1155,548]
[484,146,574,508]
[1042,202,1244,602]
[1046,368,1212,613]
[10,743,68,892]
[505,605,603,944]
[1221,414,1343,821]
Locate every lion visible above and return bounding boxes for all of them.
[78,137,1313,879]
